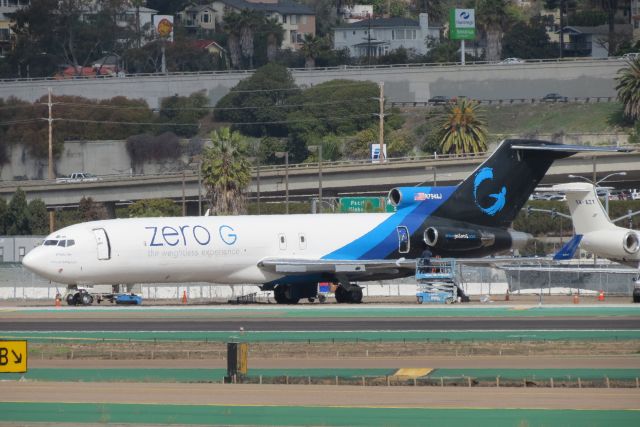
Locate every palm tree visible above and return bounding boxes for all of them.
[300,34,323,69]
[263,17,284,63]
[202,128,252,215]
[238,9,263,69]
[437,99,488,155]
[477,0,513,62]
[615,56,640,122]
[223,13,242,69]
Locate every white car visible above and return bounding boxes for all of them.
[501,57,524,64]
[622,52,639,61]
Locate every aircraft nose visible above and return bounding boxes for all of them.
[21,247,48,276]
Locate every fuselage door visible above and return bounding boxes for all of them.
[93,228,111,260]
[397,226,410,254]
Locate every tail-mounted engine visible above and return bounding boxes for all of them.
[624,231,640,254]
[388,186,455,209]
[423,226,531,252]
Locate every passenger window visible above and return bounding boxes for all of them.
[278,233,287,250]
[299,234,307,250]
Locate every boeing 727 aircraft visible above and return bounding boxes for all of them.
[22,139,620,304]
[552,182,640,269]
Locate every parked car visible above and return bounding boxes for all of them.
[500,57,524,64]
[428,95,450,105]
[542,93,569,102]
[56,172,101,183]
[622,52,640,61]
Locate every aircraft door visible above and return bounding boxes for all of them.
[397,226,410,254]
[93,228,111,260]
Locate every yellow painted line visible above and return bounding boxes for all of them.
[393,368,433,378]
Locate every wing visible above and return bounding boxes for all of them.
[257,257,417,280]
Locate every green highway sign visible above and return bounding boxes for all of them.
[449,8,476,40]
[339,197,395,213]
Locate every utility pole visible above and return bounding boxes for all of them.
[559,0,564,59]
[182,170,186,216]
[377,82,385,162]
[47,88,55,233]
[367,13,372,65]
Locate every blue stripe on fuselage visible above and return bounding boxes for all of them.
[322,187,456,260]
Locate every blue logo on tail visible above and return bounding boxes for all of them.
[473,167,506,216]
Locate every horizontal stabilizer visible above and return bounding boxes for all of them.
[510,143,630,153]
[553,235,583,260]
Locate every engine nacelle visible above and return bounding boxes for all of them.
[423,226,496,251]
[423,227,531,252]
[388,186,454,209]
[582,229,640,259]
[624,231,640,254]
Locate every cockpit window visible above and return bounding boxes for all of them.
[44,239,74,247]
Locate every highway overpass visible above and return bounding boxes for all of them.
[1,149,638,212]
[0,59,623,108]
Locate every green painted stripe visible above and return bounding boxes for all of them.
[5,306,640,317]
[3,330,640,343]
[0,402,637,426]
[0,368,395,382]
[430,369,640,380]
[2,368,638,383]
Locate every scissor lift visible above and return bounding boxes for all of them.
[415,258,460,304]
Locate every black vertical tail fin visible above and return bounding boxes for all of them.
[433,139,618,228]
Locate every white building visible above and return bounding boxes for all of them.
[333,13,439,58]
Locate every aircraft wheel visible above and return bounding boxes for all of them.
[274,285,287,304]
[66,293,76,306]
[334,286,348,303]
[81,293,92,306]
[348,287,363,304]
[274,285,299,304]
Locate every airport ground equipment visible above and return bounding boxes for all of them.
[415,258,468,304]
[64,289,142,305]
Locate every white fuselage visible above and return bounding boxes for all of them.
[553,182,640,267]
[23,213,392,286]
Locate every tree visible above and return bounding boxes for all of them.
[27,199,48,235]
[615,56,640,122]
[78,197,109,221]
[223,12,243,69]
[437,99,488,155]
[0,197,7,234]
[6,189,30,235]
[157,92,209,137]
[300,34,324,69]
[412,0,447,24]
[502,17,559,59]
[262,17,285,63]
[238,9,263,69]
[214,63,300,137]
[127,199,181,217]
[477,0,516,62]
[201,128,252,215]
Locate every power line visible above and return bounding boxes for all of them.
[53,112,375,127]
[50,99,375,111]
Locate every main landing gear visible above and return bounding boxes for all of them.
[273,284,300,304]
[334,284,363,304]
